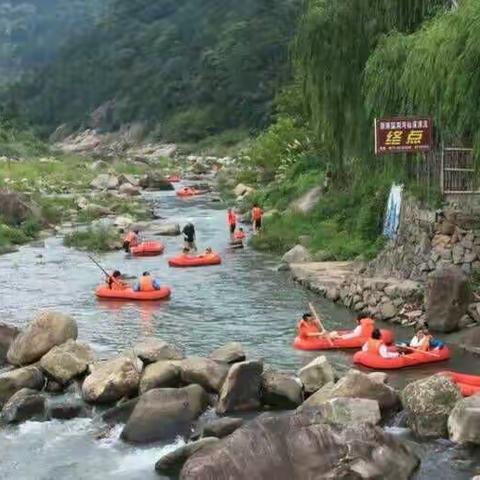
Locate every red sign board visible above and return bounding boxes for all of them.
[374,117,433,154]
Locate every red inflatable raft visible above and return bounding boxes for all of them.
[176,187,207,197]
[167,175,181,183]
[293,329,394,351]
[438,371,480,397]
[96,285,171,301]
[130,241,165,256]
[353,346,451,370]
[168,253,222,267]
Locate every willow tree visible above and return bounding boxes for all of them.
[294,0,448,173]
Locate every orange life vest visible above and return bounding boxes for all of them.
[234,230,246,240]
[366,339,382,355]
[298,320,320,339]
[228,211,237,226]
[124,231,138,246]
[139,275,155,292]
[252,207,263,221]
[360,318,375,338]
[107,275,127,291]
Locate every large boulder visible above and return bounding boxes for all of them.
[460,326,480,355]
[47,398,88,420]
[425,266,472,332]
[139,172,174,191]
[401,375,462,437]
[448,395,480,445]
[180,412,420,480]
[201,417,244,439]
[134,338,183,364]
[0,366,45,407]
[179,357,229,393]
[208,342,246,364]
[0,388,46,424]
[153,223,181,236]
[317,397,381,425]
[139,361,182,394]
[82,357,141,404]
[261,369,303,409]
[118,183,141,196]
[90,173,119,190]
[7,311,78,366]
[281,245,312,264]
[0,323,19,364]
[0,190,42,225]
[39,340,95,385]
[155,438,219,477]
[101,398,139,425]
[121,385,209,444]
[297,356,335,394]
[216,361,263,415]
[233,183,254,198]
[298,382,336,411]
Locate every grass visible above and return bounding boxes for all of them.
[63,226,120,252]
[178,129,251,157]
[0,217,42,251]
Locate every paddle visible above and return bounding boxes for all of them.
[88,255,123,288]
[396,344,441,358]
[309,302,334,346]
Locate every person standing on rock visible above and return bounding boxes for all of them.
[123,229,139,252]
[227,208,237,240]
[182,223,197,252]
[251,203,263,233]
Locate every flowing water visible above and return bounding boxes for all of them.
[1,189,479,479]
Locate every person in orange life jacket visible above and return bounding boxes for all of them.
[362,328,400,358]
[234,227,246,241]
[251,203,263,233]
[227,208,237,240]
[133,271,161,292]
[409,323,444,351]
[298,313,324,339]
[106,270,128,290]
[330,314,375,340]
[123,229,140,252]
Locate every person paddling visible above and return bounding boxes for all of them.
[182,223,197,252]
[227,208,237,240]
[251,203,263,233]
[123,229,139,252]
[106,270,128,290]
[133,271,161,292]
[362,328,400,358]
[298,313,324,339]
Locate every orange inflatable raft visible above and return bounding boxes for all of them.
[167,175,181,183]
[438,371,480,397]
[95,285,171,301]
[130,241,165,257]
[293,329,394,351]
[168,253,222,267]
[176,187,207,197]
[353,346,451,370]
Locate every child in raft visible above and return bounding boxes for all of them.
[298,313,324,339]
[133,271,162,292]
[362,328,401,358]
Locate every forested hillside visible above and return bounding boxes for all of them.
[6,0,302,141]
[0,0,104,86]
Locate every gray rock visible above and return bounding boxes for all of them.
[156,438,219,476]
[261,370,303,409]
[1,388,45,424]
[452,244,465,264]
[298,382,336,411]
[208,342,246,364]
[119,183,141,196]
[180,412,420,480]
[40,340,95,384]
[153,223,181,236]
[380,301,397,320]
[0,366,45,407]
[216,361,263,414]
[0,323,19,365]
[281,245,312,264]
[134,338,183,364]
[179,357,229,393]
[460,326,480,355]
[139,360,181,394]
[82,357,141,404]
[7,311,78,366]
[297,356,335,394]
[202,417,244,439]
[425,266,472,332]
[139,172,174,190]
[317,397,381,425]
[48,399,87,420]
[121,385,209,444]
[448,395,480,445]
[101,398,139,425]
[90,173,119,190]
[401,375,462,437]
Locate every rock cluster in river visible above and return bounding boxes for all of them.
[2,310,480,479]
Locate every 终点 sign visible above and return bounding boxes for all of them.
[374,117,432,154]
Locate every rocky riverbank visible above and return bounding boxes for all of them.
[1,311,479,479]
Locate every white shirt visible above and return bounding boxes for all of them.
[339,325,362,340]
[409,335,421,347]
[362,342,399,358]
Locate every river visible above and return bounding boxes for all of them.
[1,189,479,479]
